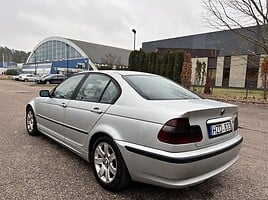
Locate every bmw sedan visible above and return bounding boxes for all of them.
[26,71,243,191]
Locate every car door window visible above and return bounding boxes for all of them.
[52,74,85,99]
[75,74,110,102]
[100,81,120,104]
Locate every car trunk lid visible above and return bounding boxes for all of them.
[151,98,238,148]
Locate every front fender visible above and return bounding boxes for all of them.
[26,99,36,113]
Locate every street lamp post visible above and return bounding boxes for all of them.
[2,53,4,68]
[132,29,136,51]
[34,50,37,75]
[66,44,69,77]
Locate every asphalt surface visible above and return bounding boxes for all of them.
[0,80,267,200]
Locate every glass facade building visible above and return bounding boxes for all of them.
[23,36,130,75]
[27,40,82,64]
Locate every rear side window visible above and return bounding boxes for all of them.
[100,81,120,104]
[75,74,110,102]
[75,74,121,103]
[124,75,200,100]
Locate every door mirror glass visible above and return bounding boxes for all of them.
[39,90,50,97]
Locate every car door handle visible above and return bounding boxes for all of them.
[91,107,102,114]
[60,103,67,108]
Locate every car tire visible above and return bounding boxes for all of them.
[91,136,130,191]
[26,107,39,136]
[25,79,28,82]
[46,81,50,84]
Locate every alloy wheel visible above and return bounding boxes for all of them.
[94,142,117,183]
[26,110,34,132]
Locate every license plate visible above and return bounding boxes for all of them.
[208,121,232,138]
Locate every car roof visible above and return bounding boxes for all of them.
[80,70,155,76]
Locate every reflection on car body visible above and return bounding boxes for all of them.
[26,71,242,191]
[37,74,66,84]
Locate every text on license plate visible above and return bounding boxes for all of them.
[209,121,232,137]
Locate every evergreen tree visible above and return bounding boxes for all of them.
[154,53,161,75]
[146,52,152,73]
[160,51,168,76]
[138,50,146,71]
[150,52,157,74]
[173,51,184,83]
[165,52,175,80]
[128,50,140,71]
[0,46,30,64]
[128,51,135,71]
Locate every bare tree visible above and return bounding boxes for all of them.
[203,0,268,97]
[101,53,122,69]
[203,0,268,53]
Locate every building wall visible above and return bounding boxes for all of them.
[229,56,247,88]
[22,63,52,75]
[191,57,208,85]
[142,26,264,56]
[190,55,266,89]
[215,57,224,87]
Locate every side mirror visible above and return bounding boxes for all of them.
[39,90,50,97]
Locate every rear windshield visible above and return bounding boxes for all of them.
[123,75,200,100]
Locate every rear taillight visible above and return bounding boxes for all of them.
[234,113,238,131]
[157,118,203,144]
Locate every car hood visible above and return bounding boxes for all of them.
[107,98,237,124]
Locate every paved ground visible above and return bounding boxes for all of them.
[0,80,267,200]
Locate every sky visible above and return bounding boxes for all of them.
[0,0,214,52]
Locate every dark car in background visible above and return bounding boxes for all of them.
[37,74,66,84]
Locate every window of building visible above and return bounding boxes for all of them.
[246,55,260,88]
[208,57,217,87]
[222,56,231,87]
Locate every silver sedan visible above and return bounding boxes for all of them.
[26,71,243,191]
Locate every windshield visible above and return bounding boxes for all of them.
[123,75,200,100]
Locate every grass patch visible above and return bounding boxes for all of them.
[29,83,58,87]
[191,86,265,99]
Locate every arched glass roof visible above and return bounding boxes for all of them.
[27,39,83,63]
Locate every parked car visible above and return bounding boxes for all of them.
[12,74,21,81]
[26,71,242,191]
[37,74,66,84]
[18,74,40,82]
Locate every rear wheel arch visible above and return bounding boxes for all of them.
[88,125,124,156]
[89,132,112,157]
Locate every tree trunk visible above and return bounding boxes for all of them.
[264,74,267,99]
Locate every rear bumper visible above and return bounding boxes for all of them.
[116,134,243,188]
